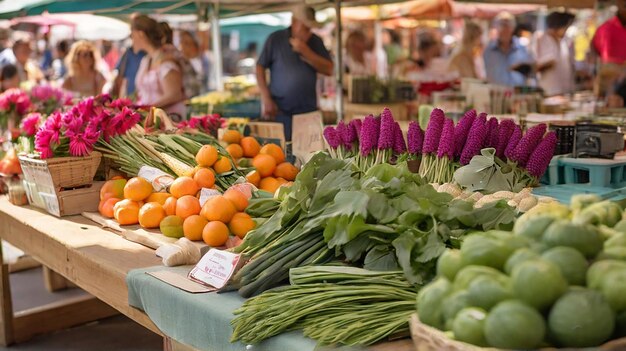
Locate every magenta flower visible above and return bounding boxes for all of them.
[496,119,516,159]
[336,121,350,149]
[66,129,99,157]
[378,108,395,150]
[35,128,54,158]
[460,115,487,165]
[437,118,455,159]
[504,126,523,160]
[486,117,499,149]
[423,108,445,154]
[510,124,547,167]
[393,122,407,154]
[110,98,133,109]
[323,126,341,149]
[20,113,42,136]
[349,119,362,141]
[0,88,32,115]
[360,115,380,156]
[407,121,424,155]
[454,109,477,157]
[526,132,557,178]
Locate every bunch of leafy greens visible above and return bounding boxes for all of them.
[233,152,516,296]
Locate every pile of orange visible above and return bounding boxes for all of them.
[98,174,256,248]
[221,129,299,194]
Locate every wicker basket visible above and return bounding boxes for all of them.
[18,151,101,190]
[410,314,626,351]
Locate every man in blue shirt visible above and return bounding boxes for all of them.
[256,4,333,141]
[113,46,146,97]
[484,12,533,87]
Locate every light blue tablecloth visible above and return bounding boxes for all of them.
[126,266,318,351]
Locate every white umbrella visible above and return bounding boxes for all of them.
[47,13,130,41]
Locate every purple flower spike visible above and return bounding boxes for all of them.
[349,119,362,141]
[460,117,488,165]
[423,108,445,154]
[323,126,341,149]
[510,123,547,167]
[360,115,380,156]
[526,132,557,178]
[496,119,516,159]
[504,126,522,160]
[454,110,477,157]
[407,121,424,155]
[486,117,499,149]
[378,108,395,150]
[393,122,407,154]
[336,121,349,148]
[437,119,455,159]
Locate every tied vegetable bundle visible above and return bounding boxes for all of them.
[233,153,516,297]
[231,266,418,346]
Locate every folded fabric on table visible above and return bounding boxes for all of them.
[126,266,317,351]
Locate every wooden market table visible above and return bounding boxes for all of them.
[0,197,414,351]
[0,197,167,346]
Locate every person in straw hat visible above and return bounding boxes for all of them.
[256,4,333,141]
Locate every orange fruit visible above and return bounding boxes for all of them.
[138,202,166,229]
[146,192,172,205]
[229,212,255,239]
[195,145,219,167]
[260,143,286,164]
[160,215,184,238]
[113,199,141,225]
[259,177,281,194]
[99,197,121,218]
[176,195,201,219]
[202,221,230,247]
[169,176,199,198]
[252,154,277,177]
[163,196,178,216]
[222,129,242,144]
[276,177,288,184]
[240,136,261,158]
[224,188,249,212]
[183,215,208,241]
[246,170,261,187]
[226,144,244,159]
[193,167,215,189]
[100,178,127,201]
[123,177,153,201]
[200,195,237,223]
[273,162,299,181]
[213,157,232,174]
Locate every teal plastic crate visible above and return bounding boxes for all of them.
[560,158,626,188]
[533,184,626,204]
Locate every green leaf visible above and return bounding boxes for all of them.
[363,245,400,271]
[471,200,516,231]
[392,231,419,284]
[367,192,399,224]
[342,235,372,262]
[416,230,446,263]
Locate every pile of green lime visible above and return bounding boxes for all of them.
[418,195,626,349]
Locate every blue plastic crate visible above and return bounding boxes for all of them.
[540,156,566,186]
[560,158,626,188]
[533,184,626,204]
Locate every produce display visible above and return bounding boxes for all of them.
[417,194,626,349]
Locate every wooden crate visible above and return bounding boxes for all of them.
[248,122,285,149]
[409,314,626,351]
[22,181,103,217]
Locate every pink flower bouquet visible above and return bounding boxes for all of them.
[0,88,32,130]
[29,85,73,115]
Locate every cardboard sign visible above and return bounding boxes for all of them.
[291,111,324,163]
[188,249,243,290]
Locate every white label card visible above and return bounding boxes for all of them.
[187,249,242,290]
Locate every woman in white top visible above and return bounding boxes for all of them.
[448,21,484,79]
[131,15,186,119]
[344,30,376,76]
[532,12,576,96]
[61,40,106,97]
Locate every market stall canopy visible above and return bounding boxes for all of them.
[10,14,75,31]
[47,14,131,41]
[457,0,595,8]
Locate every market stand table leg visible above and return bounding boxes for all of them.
[0,196,164,346]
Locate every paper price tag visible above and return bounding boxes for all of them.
[188,249,242,290]
[199,188,221,207]
[40,193,61,217]
[138,166,175,192]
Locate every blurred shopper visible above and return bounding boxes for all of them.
[161,23,201,99]
[256,4,332,141]
[131,15,186,119]
[383,29,403,68]
[448,22,484,79]
[344,30,375,76]
[0,38,44,85]
[180,30,210,94]
[484,12,533,86]
[38,31,53,76]
[62,40,106,97]
[51,40,69,81]
[591,0,626,64]
[532,12,576,96]
[0,64,19,92]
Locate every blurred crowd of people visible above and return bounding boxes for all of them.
[341,1,626,105]
[0,14,222,120]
